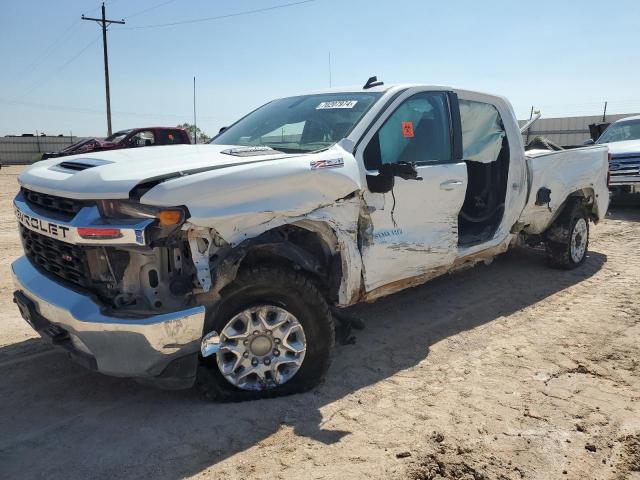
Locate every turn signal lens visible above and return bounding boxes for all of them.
[77,227,122,239]
[158,209,183,226]
[98,200,187,227]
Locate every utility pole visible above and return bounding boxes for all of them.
[193,76,197,144]
[82,3,125,136]
[602,101,608,122]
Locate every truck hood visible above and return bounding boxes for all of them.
[18,144,305,199]
[18,142,363,242]
[598,139,640,155]
[138,141,363,240]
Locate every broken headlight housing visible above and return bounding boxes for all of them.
[98,200,187,227]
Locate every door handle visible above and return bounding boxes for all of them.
[439,180,464,190]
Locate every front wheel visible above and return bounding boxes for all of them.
[196,266,334,402]
[545,201,590,269]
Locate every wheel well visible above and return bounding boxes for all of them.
[236,225,343,302]
[567,188,597,220]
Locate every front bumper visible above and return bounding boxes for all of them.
[609,177,640,189]
[11,256,205,386]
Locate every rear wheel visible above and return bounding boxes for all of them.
[196,266,334,402]
[545,201,590,269]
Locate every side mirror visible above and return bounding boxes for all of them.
[583,138,595,146]
[379,162,423,181]
[366,162,422,194]
[219,126,228,134]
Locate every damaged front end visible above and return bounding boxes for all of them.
[82,198,199,315]
[12,137,369,389]
[12,189,208,388]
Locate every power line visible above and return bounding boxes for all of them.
[0,97,222,121]
[122,0,315,29]
[10,1,115,92]
[22,36,101,96]
[12,19,81,83]
[124,0,180,19]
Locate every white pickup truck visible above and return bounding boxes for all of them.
[589,114,640,196]
[12,80,609,401]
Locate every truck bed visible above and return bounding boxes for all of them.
[518,145,609,234]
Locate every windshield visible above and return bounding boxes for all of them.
[211,92,382,153]
[597,119,640,144]
[105,130,132,143]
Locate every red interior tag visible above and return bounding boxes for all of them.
[402,121,414,138]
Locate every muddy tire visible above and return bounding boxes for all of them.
[545,200,590,270]
[196,266,334,402]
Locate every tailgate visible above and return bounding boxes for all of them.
[518,145,609,234]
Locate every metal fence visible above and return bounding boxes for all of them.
[0,136,88,164]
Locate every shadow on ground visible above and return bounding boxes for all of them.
[606,202,640,222]
[0,247,607,479]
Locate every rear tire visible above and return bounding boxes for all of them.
[545,200,590,269]
[196,266,334,402]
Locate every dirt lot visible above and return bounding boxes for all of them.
[1,165,639,480]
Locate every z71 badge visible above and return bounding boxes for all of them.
[310,158,344,170]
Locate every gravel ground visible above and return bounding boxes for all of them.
[0,165,639,480]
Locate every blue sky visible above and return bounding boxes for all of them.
[1,0,639,137]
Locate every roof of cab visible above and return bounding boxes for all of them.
[612,114,640,123]
[299,83,509,103]
[277,83,516,119]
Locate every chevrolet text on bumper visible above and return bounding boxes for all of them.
[11,82,610,401]
[14,189,153,245]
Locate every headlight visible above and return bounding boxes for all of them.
[98,200,186,226]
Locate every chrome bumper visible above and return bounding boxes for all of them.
[609,176,640,186]
[11,256,205,379]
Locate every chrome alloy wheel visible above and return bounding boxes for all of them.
[216,305,307,391]
[570,218,588,263]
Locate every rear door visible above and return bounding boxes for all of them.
[356,89,468,293]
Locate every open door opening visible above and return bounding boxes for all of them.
[457,99,510,246]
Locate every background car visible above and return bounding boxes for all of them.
[41,127,191,159]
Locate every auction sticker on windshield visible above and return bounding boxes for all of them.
[316,100,358,109]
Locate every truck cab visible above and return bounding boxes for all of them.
[11,82,609,401]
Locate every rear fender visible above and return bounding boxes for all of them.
[518,146,609,234]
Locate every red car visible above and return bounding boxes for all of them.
[41,127,191,159]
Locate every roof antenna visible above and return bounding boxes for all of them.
[363,76,384,89]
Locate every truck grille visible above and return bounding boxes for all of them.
[609,155,640,178]
[20,226,91,288]
[21,188,88,219]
